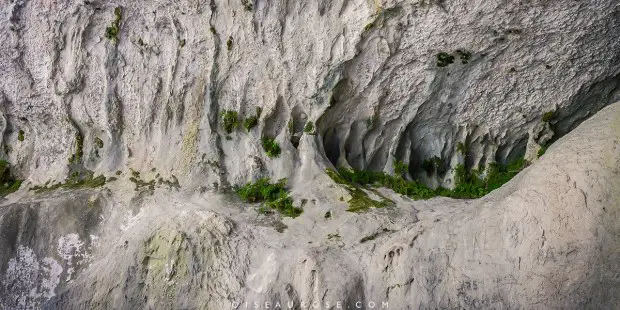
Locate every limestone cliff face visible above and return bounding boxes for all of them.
[1,103,619,309]
[1,0,619,188]
[1,0,620,309]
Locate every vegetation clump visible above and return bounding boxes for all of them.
[94,137,104,148]
[243,107,262,132]
[262,137,281,158]
[0,160,22,197]
[157,174,181,190]
[244,116,258,132]
[227,36,233,50]
[304,121,315,134]
[542,111,554,122]
[326,157,529,203]
[364,22,374,32]
[17,130,25,142]
[450,159,528,198]
[105,7,122,42]
[179,39,186,48]
[537,145,549,158]
[422,156,442,175]
[221,110,240,134]
[235,178,303,218]
[436,52,455,67]
[394,160,408,176]
[68,132,84,164]
[325,168,394,212]
[30,170,106,194]
[455,49,472,64]
[241,0,253,11]
[456,142,468,155]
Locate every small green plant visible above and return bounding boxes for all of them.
[364,22,374,32]
[304,121,315,134]
[105,7,122,42]
[422,156,442,175]
[210,27,217,34]
[68,132,84,164]
[94,137,104,148]
[537,145,549,158]
[17,130,24,142]
[436,52,455,67]
[455,49,472,64]
[542,111,554,122]
[255,106,263,117]
[221,110,240,133]
[227,36,233,50]
[287,119,294,133]
[456,142,468,155]
[324,211,332,219]
[0,160,22,197]
[262,137,281,158]
[115,170,122,175]
[235,178,303,218]
[394,160,408,176]
[244,116,258,132]
[179,39,186,48]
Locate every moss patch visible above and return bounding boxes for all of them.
[30,170,106,194]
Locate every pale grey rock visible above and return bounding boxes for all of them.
[0,102,618,309]
[0,0,618,187]
[1,0,620,309]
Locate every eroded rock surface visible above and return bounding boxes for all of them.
[0,103,619,309]
[0,0,619,187]
[1,0,620,309]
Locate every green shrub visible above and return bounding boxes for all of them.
[304,121,315,134]
[179,39,186,48]
[436,52,455,67]
[262,137,281,158]
[210,27,217,34]
[456,142,468,155]
[221,110,239,133]
[326,156,528,202]
[422,156,442,175]
[17,130,24,142]
[394,160,408,176]
[244,116,258,132]
[235,178,303,218]
[364,22,374,32]
[105,7,122,42]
